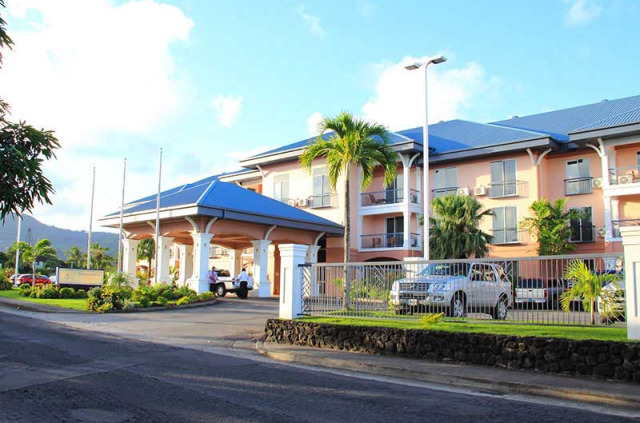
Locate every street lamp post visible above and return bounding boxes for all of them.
[405,55,447,260]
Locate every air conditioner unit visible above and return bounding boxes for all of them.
[592,178,603,189]
[286,199,296,206]
[596,227,606,238]
[618,175,632,184]
[474,186,486,196]
[456,187,469,196]
[296,198,308,207]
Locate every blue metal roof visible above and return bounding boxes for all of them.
[491,95,640,141]
[396,120,547,154]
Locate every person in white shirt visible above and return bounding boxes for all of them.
[235,268,250,299]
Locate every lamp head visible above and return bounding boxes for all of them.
[430,55,447,64]
[404,63,422,71]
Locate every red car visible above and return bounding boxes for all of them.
[18,274,51,285]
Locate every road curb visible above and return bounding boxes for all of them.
[255,340,640,411]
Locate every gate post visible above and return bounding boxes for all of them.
[279,244,308,319]
[621,227,640,340]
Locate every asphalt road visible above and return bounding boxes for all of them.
[1,311,637,423]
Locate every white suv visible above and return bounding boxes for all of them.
[390,262,512,319]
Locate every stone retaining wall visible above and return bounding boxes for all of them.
[264,319,640,383]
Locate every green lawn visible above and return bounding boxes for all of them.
[298,316,631,342]
[0,288,88,311]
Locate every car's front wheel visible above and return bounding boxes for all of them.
[215,283,227,297]
[448,294,466,318]
[492,297,508,320]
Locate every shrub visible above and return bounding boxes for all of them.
[138,297,151,308]
[176,295,192,306]
[175,286,196,298]
[37,286,59,299]
[155,283,172,295]
[421,313,444,326]
[86,286,133,312]
[162,289,176,300]
[75,289,87,299]
[96,302,114,313]
[198,291,214,301]
[134,285,158,301]
[59,287,76,299]
[156,296,168,306]
[19,287,32,297]
[107,272,132,289]
[19,283,31,292]
[123,299,136,310]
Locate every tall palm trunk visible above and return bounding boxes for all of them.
[343,167,351,309]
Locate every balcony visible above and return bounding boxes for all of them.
[487,181,528,199]
[569,223,595,243]
[490,228,529,245]
[565,177,593,196]
[608,166,640,185]
[612,218,640,238]
[360,232,420,249]
[432,187,458,199]
[361,189,419,207]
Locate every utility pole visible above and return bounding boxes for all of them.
[87,167,96,269]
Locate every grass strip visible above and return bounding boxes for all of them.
[0,288,87,311]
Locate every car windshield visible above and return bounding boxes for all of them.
[417,263,469,277]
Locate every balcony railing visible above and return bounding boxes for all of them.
[361,189,419,206]
[608,166,640,185]
[569,223,595,243]
[360,232,419,249]
[309,194,337,209]
[565,177,593,196]
[490,228,529,245]
[612,218,640,238]
[432,187,458,198]
[487,181,528,198]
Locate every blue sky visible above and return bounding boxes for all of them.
[1,0,639,231]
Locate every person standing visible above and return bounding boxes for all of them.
[235,268,250,299]
[207,266,218,293]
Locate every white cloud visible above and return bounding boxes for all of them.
[297,5,326,37]
[564,0,601,26]
[361,56,501,130]
[306,112,324,136]
[210,95,243,128]
[356,0,376,18]
[1,0,194,146]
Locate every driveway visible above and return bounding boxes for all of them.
[0,296,278,350]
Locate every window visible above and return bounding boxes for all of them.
[570,207,594,242]
[490,159,517,197]
[434,167,458,197]
[492,206,518,244]
[385,175,403,203]
[637,151,640,169]
[312,167,331,208]
[385,216,404,247]
[273,174,289,202]
[565,158,592,195]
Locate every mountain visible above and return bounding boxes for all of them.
[0,215,119,259]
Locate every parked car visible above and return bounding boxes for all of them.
[210,269,253,298]
[17,274,51,285]
[597,280,625,323]
[389,262,512,319]
[514,279,564,309]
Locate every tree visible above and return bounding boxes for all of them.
[22,239,58,286]
[560,260,619,325]
[137,238,155,271]
[6,241,33,273]
[0,1,60,221]
[428,194,493,259]
[519,198,581,256]
[300,111,397,308]
[65,246,85,269]
[90,243,114,270]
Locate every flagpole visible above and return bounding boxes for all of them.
[154,148,162,284]
[87,166,96,270]
[14,214,22,281]
[117,158,127,273]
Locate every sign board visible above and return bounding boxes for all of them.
[56,268,104,287]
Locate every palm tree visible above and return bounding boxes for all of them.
[22,239,58,286]
[90,243,114,270]
[300,111,397,308]
[137,238,155,273]
[560,260,620,325]
[428,195,493,259]
[65,246,85,268]
[520,198,582,256]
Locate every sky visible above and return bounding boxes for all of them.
[0,0,639,232]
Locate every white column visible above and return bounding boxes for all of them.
[187,232,213,294]
[279,243,308,319]
[155,236,174,284]
[357,216,363,250]
[416,166,422,202]
[251,239,272,297]
[178,244,193,284]
[306,245,321,296]
[603,196,613,241]
[620,227,640,340]
[121,239,140,288]
[228,249,242,276]
[403,211,410,248]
